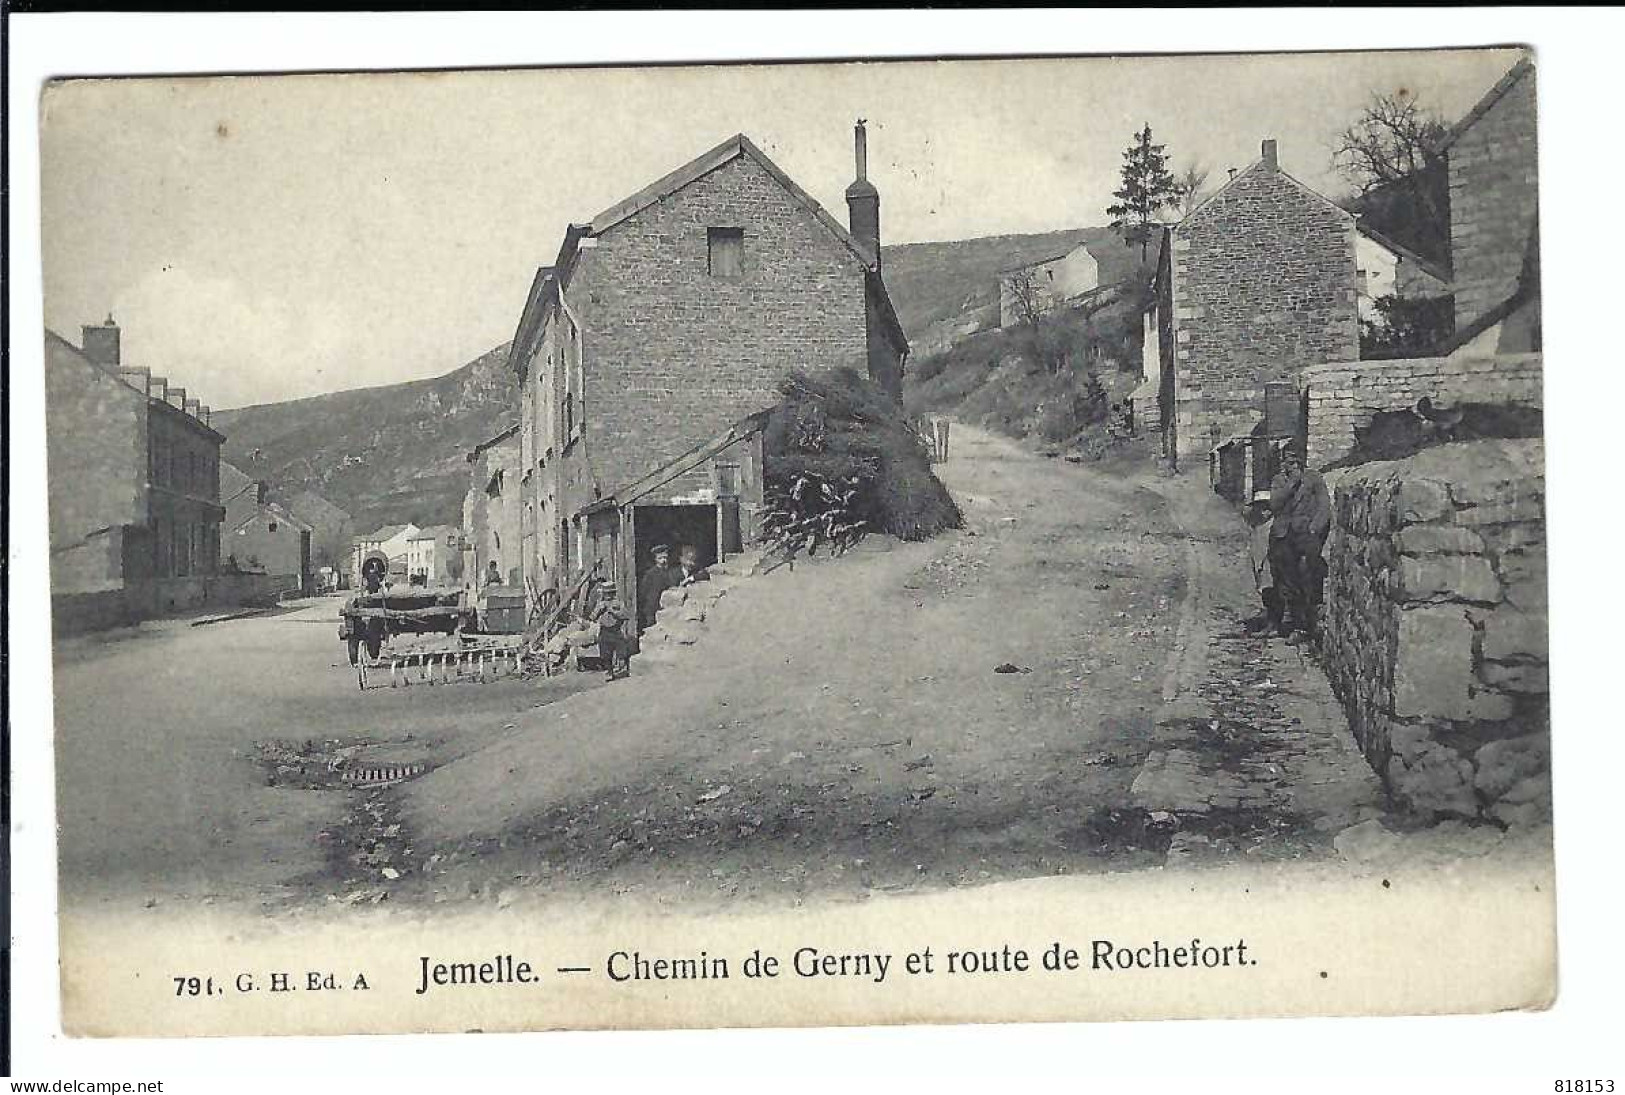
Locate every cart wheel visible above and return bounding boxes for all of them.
[347,636,361,666]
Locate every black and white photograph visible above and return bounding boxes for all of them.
[19,34,1563,1045]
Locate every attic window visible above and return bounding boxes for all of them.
[708,227,744,279]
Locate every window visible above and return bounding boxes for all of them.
[708,227,744,278]
[268,521,279,533]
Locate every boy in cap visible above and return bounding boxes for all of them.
[589,579,632,681]
[1243,490,1285,636]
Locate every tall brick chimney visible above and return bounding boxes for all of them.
[81,314,120,368]
[845,119,881,270]
[1261,138,1279,171]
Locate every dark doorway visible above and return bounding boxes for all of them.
[633,504,719,575]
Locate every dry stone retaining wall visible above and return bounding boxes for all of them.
[1321,439,1548,825]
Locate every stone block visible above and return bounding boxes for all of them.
[1480,661,1548,693]
[1472,733,1549,801]
[1396,526,1484,555]
[1387,734,1479,818]
[1398,555,1502,604]
[1395,478,1452,524]
[1481,610,1547,663]
[1393,607,1474,719]
[659,587,687,610]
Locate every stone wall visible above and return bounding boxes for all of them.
[1449,61,1538,333]
[1301,352,1543,468]
[1169,155,1359,465]
[562,152,875,509]
[1321,439,1548,825]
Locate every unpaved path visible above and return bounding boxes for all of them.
[400,426,1196,906]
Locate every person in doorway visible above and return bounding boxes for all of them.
[1268,448,1332,641]
[677,544,710,587]
[1242,490,1284,636]
[482,559,503,590]
[638,543,682,631]
[589,580,632,681]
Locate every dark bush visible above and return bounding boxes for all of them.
[765,368,963,542]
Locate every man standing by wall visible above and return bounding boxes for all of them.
[638,543,682,632]
[1267,450,1332,642]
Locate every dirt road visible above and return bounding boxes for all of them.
[400,426,1204,907]
[51,597,581,911]
[54,425,1382,915]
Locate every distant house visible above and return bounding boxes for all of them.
[219,460,313,591]
[44,318,226,631]
[285,489,353,579]
[407,524,459,587]
[1354,223,1452,323]
[1437,57,1540,355]
[997,242,1100,328]
[503,123,909,619]
[350,522,420,587]
[462,423,521,588]
[1148,139,1360,468]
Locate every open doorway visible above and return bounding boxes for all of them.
[632,503,718,576]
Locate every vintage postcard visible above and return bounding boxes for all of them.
[37,46,1552,1038]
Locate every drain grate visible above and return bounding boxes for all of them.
[341,762,428,787]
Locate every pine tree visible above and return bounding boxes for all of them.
[1106,124,1182,261]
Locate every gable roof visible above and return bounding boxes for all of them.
[1176,154,1353,235]
[410,524,457,541]
[357,523,414,543]
[230,500,313,536]
[468,421,521,461]
[1435,57,1535,154]
[1355,222,1453,287]
[286,489,351,528]
[218,461,257,505]
[507,133,909,372]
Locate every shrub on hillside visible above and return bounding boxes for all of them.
[765,368,963,543]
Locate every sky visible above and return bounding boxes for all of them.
[40,47,1524,411]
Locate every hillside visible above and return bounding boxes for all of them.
[210,343,517,532]
[882,226,1144,343]
[208,226,1140,532]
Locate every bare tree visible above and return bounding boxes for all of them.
[1175,161,1211,216]
[1005,270,1068,376]
[1333,90,1449,240]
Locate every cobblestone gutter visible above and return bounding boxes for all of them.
[1322,439,1549,824]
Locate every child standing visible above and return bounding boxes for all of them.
[589,580,632,681]
[1243,491,1285,636]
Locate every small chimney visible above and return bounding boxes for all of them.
[167,386,186,409]
[185,397,202,419]
[1227,167,1238,180]
[147,375,168,400]
[844,119,881,271]
[1261,139,1279,170]
[81,314,121,368]
[201,405,211,427]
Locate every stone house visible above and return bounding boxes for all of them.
[462,422,522,588]
[997,242,1101,328]
[285,489,352,580]
[1438,57,1538,345]
[229,503,312,590]
[502,123,909,617]
[44,319,226,631]
[1437,57,1540,356]
[1149,139,1360,470]
[219,461,313,592]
